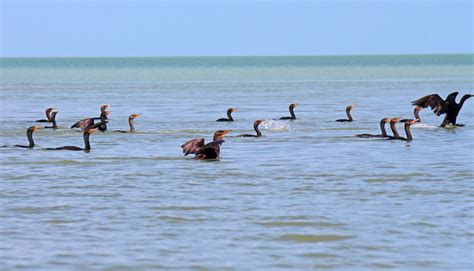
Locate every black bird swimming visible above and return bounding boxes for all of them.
[394,119,418,141]
[412,92,472,127]
[356,118,391,138]
[280,103,298,120]
[216,108,236,122]
[413,106,423,122]
[71,111,109,131]
[47,122,104,151]
[114,114,140,133]
[44,109,59,129]
[336,105,354,122]
[181,130,231,160]
[36,108,55,122]
[237,120,263,137]
[387,118,403,140]
[13,126,42,148]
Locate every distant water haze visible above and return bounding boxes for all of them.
[0,54,473,269]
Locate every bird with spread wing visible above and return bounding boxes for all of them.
[411,91,472,127]
[181,130,231,160]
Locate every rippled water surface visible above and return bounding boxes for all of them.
[0,55,473,270]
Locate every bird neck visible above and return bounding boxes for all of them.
[128,118,135,132]
[346,108,353,121]
[404,123,413,141]
[83,133,91,150]
[414,109,421,121]
[390,122,400,138]
[289,107,296,119]
[50,113,58,128]
[254,123,262,137]
[379,120,387,136]
[27,130,34,147]
[226,111,233,121]
[459,95,472,108]
[46,110,52,122]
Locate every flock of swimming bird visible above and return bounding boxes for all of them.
[5,91,472,160]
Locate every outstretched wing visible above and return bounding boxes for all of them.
[181,138,205,156]
[411,94,446,116]
[71,118,94,130]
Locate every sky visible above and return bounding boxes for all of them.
[0,0,472,57]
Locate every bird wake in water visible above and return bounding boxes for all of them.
[260,120,290,131]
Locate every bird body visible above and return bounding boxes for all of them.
[181,130,231,160]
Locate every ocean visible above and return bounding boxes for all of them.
[0,54,473,270]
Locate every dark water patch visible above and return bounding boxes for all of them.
[301,253,338,258]
[278,234,353,243]
[259,221,345,228]
[158,215,207,223]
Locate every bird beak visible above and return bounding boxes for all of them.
[222,130,231,137]
[33,125,42,131]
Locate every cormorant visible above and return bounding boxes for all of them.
[44,109,59,129]
[71,111,109,131]
[336,105,354,122]
[412,92,472,127]
[93,104,111,120]
[216,108,236,122]
[237,120,263,137]
[14,126,42,148]
[356,118,391,138]
[280,103,298,120]
[387,118,403,140]
[47,122,104,151]
[181,130,231,160]
[114,114,140,133]
[413,106,423,122]
[36,108,55,122]
[395,119,418,141]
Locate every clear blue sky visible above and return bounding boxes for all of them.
[1,0,472,57]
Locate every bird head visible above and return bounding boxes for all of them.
[346,105,354,111]
[129,113,140,120]
[254,120,264,126]
[28,125,42,132]
[381,118,391,123]
[227,108,237,113]
[85,127,97,135]
[289,103,299,108]
[414,106,423,112]
[214,130,231,140]
[101,104,111,112]
[400,119,418,125]
[391,118,401,123]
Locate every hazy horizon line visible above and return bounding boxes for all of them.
[1,52,473,59]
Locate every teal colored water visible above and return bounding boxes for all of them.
[0,55,473,270]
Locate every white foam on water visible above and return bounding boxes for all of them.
[260,119,290,131]
[411,123,438,129]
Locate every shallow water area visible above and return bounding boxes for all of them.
[0,55,473,270]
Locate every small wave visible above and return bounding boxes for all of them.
[412,123,438,129]
[260,119,290,131]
